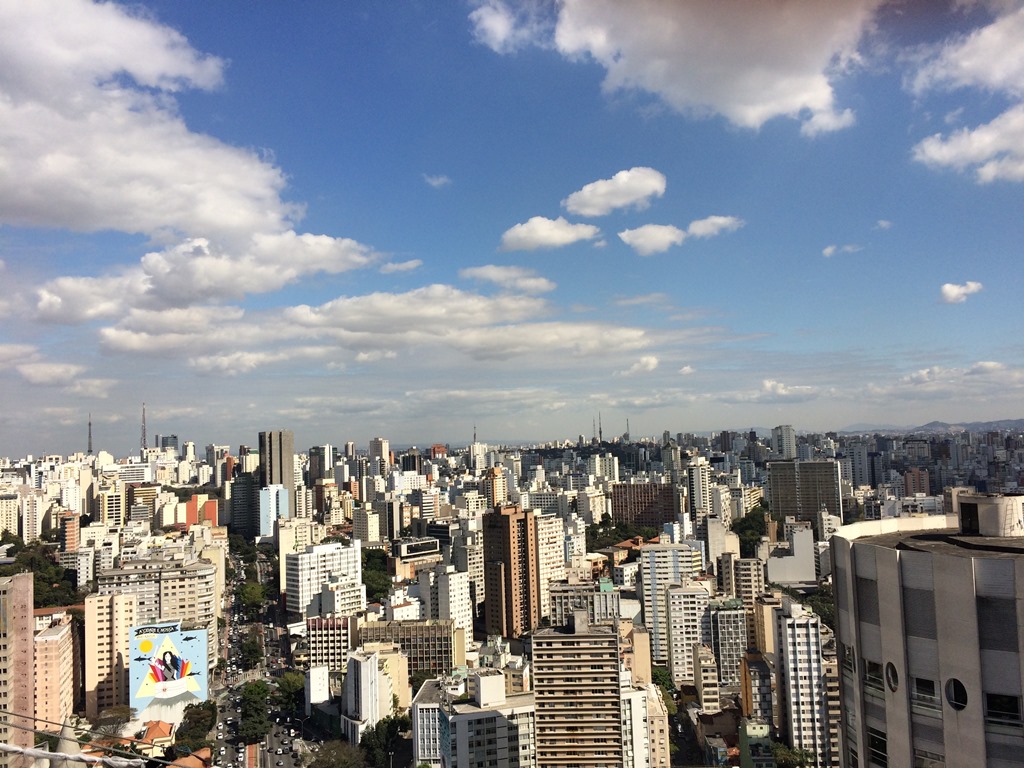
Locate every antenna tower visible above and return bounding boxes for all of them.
[88,413,93,455]
[140,402,147,455]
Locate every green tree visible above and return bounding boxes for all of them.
[771,742,814,768]
[730,508,768,558]
[241,630,263,670]
[94,706,135,738]
[362,548,393,602]
[237,581,266,618]
[275,671,306,715]
[238,681,272,744]
[360,715,410,767]
[175,701,217,751]
[307,740,364,768]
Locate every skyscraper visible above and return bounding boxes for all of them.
[0,573,34,768]
[483,504,540,639]
[771,424,798,459]
[833,493,1024,768]
[368,437,390,476]
[259,429,296,508]
[768,459,843,523]
[532,613,623,768]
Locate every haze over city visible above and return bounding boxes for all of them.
[1,0,1022,457]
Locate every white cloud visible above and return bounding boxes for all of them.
[875,219,893,229]
[562,167,666,217]
[459,265,556,293]
[0,344,38,365]
[686,215,744,238]
[678,365,695,375]
[913,104,1024,182]
[548,0,878,134]
[910,8,1024,182]
[941,281,983,303]
[500,216,601,251]
[822,243,861,257]
[910,7,1024,96]
[469,0,553,54]
[423,174,451,188]
[617,356,659,376]
[65,378,116,398]
[16,362,86,385]
[615,293,671,307]
[380,259,423,274]
[618,224,686,256]
[36,232,378,322]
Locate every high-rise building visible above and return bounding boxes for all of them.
[686,457,713,516]
[0,573,34,768]
[285,540,363,617]
[532,613,623,768]
[307,444,335,486]
[665,583,711,687]
[775,597,836,767]
[638,541,704,665]
[534,513,566,622]
[484,504,540,639]
[610,482,681,528]
[84,591,137,721]
[833,493,1024,768]
[768,459,843,523]
[34,619,75,729]
[368,437,390,476]
[259,429,296,509]
[771,425,798,460]
[709,598,747,686]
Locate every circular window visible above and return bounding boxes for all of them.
[945,678,968,711]
[885,663,899,692]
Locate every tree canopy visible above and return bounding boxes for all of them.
[237,681,272,744]
[360,715,410,767]
[0,537,88,607]
[307,740,364,768]
[362,548,392,603]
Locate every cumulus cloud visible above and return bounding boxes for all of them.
[65,378,116,398]
[875,219,893,229]
[36,232,378,322]
[0,344,38,365]
[617,356,659,376]
[500,216,601,251]
[686,215,744,238]
[423,174,451,188]
[16,362,86,385]
[380,259,423,274]
[913,104,1024,182]
[719,379,818,404]
[531,0,877,134]
[562,167,666,217]
[459,265,556,294]
[679,365,695,375]
[469,0,553,54]
[909,8,1024,182]
[940,281,983,303]
[618,224,686,256]
[822,243,862,257]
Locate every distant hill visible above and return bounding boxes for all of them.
[837,419,1024,434]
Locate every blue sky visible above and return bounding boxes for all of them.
[1,0,1023,457]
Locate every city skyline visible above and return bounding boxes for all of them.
[2,1,1023,457]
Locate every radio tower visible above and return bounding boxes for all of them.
[87,413,93,455]
[140,402,147,456]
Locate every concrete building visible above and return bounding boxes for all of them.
[832,494,1024,768]
[285,540,363,617]
[775,597,836,767]
[771,425,798,460]
[484,504,540,639]
[259,429,296,510]
[709,598,747,686]
[695,644,721,713]
[34,619,75,730]
[84,591,137,720]
[0,573,34,768]
[534,512,567,622]
[96,554,218,669]
[418,564,473,633]
[666,584,711,688]
[532,613,623,768]
[610,481,681,528]
[768,460,843,523]
[638,541,704,665]
[548,577,621,628]
[339,643,409,744]
[358,619,464,678]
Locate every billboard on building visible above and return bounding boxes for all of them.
[129,621,208,723]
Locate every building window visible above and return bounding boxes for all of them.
[985,693,1022,725]
[863,660,884,692]
[944,679,968,711]
[867,727,887,768]
[913,748,945,768]
[911,677,940,711]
